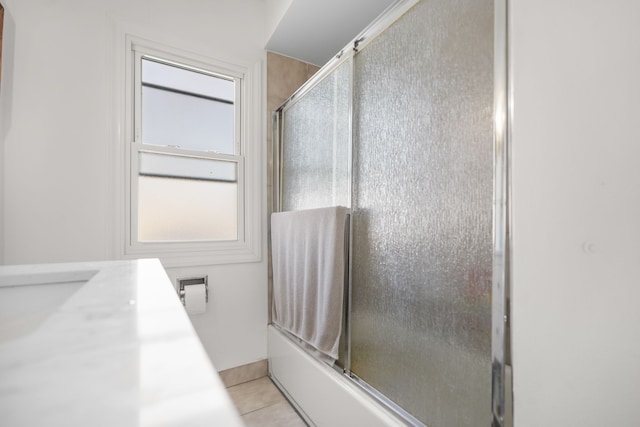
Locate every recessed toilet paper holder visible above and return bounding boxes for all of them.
[177,276,208,306]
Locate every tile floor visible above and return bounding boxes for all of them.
[227,376,307,427]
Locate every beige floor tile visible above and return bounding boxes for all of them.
[227,377,286,415]
[242,400,307,427]
[219,360,268,388]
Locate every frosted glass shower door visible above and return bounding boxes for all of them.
[350,0,494,426]
[280,61,351,212]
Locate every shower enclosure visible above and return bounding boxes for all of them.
[271,0,509,425]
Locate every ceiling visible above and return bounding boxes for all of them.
[265,0,397,67]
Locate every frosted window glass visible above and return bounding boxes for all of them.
[138,176,237,242]
[281,60,351,211]
[350,0,494,425]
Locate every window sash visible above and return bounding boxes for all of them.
[133,49,242,155]
[130,144,245,246]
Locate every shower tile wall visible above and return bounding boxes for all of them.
[267,52,320,216]
[266,52,319,324]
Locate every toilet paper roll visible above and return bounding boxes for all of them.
[184,284,207,314]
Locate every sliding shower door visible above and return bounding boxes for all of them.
[280,60,352,212]
[274,0,498,425]
[349,0,494,426]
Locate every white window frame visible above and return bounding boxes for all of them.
[113,34,262,267]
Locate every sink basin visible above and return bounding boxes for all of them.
[0,270,97,343]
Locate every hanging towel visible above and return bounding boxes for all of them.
[271,206,348,360]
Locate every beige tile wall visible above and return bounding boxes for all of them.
[266,52,320,324]
[266,52,320,215]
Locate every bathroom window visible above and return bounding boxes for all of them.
[122,37,261,266]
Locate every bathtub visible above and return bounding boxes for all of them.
[267,325,406,426]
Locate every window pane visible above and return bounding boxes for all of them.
[138,176,238,242]
[139,152,237,182]
[141,59,235,154]
[142,58,234,101]
[138,154,238,242]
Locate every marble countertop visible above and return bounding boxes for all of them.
[0,259,244,427]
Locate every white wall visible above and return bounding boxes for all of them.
[511,0,640,426]
[264,0,396,66]
[265,0,294,44]
[0,6,13,265]
[0,0,268,371]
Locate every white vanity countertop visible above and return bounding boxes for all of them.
[0,259,244,427]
